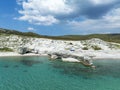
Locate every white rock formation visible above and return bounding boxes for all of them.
[0,34,120,59]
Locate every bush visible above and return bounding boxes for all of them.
[0,47,13,52]
[92,46,101,50]
[82,47,88,50]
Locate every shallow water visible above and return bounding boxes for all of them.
[0,56,120,90]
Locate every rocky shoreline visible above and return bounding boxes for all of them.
[0,35,120,64]
[0,50,120,60]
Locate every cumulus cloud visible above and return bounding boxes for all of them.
[68,8,120,32]
[90,0,114,5]
[17,0,75,25]
[27,27,35,31]
[16,0,120,34]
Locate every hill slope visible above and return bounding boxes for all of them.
[0,28,120,43]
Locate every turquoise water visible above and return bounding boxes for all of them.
[0,56,120,90]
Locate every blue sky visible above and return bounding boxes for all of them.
[0,0,120,36]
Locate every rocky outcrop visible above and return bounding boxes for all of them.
[0,34,120,53]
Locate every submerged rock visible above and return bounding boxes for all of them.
[4,65,9,68]
[51,61,93,76]
[21,59,42,66]
[23,70,28,72]
[14,65,19,68]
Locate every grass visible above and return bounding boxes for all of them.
[114,44,120,49]
[0,47,13,52]
[0,28,120,43]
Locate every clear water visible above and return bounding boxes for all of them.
[0,56,120,90]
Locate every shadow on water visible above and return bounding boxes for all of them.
[1,58,43,69]
[4,65,9,68]
[23,70,28,72]
[13,65,19,68]
[51,61,94,78]
[50,60,120,79]
[20,59,43,66]
[93,64,120,78]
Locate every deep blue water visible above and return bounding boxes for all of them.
[0,56,120,90]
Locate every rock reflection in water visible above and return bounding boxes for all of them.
[93,64,120,78]
[21,59,42,66]
[51,61,94,77]
[51,60,120,79]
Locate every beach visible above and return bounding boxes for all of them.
[0,52,47,57]
[0,50,120,60]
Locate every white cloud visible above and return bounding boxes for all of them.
[17,0,75,25]
[90,0,114,5]
[17,0,120,30]
[27,27,35,31]
[19,14,59,25]
[68,8,120,32]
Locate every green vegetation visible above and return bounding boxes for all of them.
[92,45,102,50]
[116,45,120,49]
[82,47,88,50]
[60,34,120,43]
[108,43,120,49]
[0,28,120,43]
[0,28,41,37]
[113,44,120,49]
[0,47,13,52]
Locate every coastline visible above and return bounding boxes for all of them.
[93,57,120,60]
[0,51,120,60]
[0,52,48,57]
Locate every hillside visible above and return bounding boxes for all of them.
[0,28,120,60]
[61,34,120,43]
[0,28,120,43]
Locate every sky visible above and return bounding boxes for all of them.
[0,0,120,36]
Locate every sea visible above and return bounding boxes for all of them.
[0,56,120,90]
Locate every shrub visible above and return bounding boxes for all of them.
[0,47,13,52]
[82,47,88,50]
[92,46,102,50]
